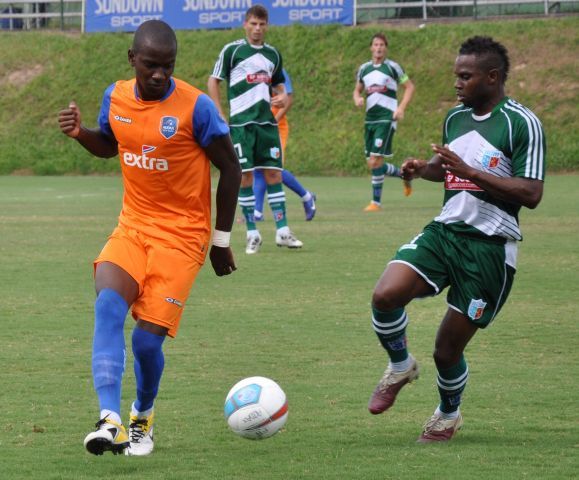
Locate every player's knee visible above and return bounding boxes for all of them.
[432,345,461,369]
[372,286,403,312]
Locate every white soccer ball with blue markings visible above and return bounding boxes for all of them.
[224,376,288,439]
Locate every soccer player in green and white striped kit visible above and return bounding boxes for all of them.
[367,36,545,442]
[353,33,415,212]
[208,5,302,255]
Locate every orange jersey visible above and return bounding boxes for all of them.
[98,77,229,263]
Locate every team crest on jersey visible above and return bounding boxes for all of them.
[160,116,179,139]
[481,149,503,169]
[374,138,384,148]
[270,147,280,159]
[467,299,487,320]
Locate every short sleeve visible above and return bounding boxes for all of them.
[193,94,230,148]
[97,83,116,138]
[511,113,546,180]
[282,69,293,95]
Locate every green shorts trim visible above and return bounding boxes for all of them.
[364,121,396,158]
[230,124,283,172]
[391,221,517,328]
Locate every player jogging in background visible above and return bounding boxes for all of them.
[367,36,545,442]
[353,32,415,211]
[208,4,303,255]
[58,20,241,456]
[254,68,317,222]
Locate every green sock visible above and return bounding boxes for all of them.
[267,183,288,229]
[371,305,409,363]
[437,356,469,413]
[238,186,256,231]
[371,168,384,204]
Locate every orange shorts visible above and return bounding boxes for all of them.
[94,224,203,337]
[277,117,289,154]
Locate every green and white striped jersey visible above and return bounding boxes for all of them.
[211,39,284,127]
[435,97,546,241]
[356,59,409,123]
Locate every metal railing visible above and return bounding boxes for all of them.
[0,1,83,30]
[0,0,577,31]
[355,0,578,22]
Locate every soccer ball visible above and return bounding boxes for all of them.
[224,376,288,440]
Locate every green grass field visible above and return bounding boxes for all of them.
[1,175,578,479]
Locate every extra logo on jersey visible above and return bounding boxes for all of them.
[160,116,179,139]
[246,72,272,84]
[481,149,503,169]
[270,147,280,159]
[123,145,169,171]
[467,299,487,321]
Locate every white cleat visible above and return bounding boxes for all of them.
[125,408,155,456]
[246,234,262,254]
[276,231,303,249]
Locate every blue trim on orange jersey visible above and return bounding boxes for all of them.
[98,82,116,138]
[193,94,230,148]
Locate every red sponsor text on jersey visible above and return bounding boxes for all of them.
[366,85,388,94]
[246,73,272,84]
[445,172,483,191]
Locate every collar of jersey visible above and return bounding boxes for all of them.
[133,78,176,103]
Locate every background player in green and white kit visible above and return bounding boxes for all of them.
[208,5,303,254]
[353,33,415,212]
[367,36,545,443]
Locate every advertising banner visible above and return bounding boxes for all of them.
[85,0,354,33]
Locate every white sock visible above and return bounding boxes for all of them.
[390,356,412,373]
[131,402,153,418]
[247,229,260,239]
[435,406,459,420]
[301,192,312,202]
[277,226,290,236]
[100,409,122,424]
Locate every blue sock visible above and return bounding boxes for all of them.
[282,170,308,198]
[253,169,267,215]
[132,327,166,412]
[92,289,128,416]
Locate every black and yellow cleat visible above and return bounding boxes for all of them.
[84,416,129,456]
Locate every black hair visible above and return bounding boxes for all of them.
[132,20,177,54]
[459,36,510,82]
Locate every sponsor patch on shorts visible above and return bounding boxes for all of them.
[165,297,183,308]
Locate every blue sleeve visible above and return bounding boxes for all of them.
[193,94,230,148]
[282,69,293,95]
[97,83,116,138]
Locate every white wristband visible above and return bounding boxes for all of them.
[212,229,231,248]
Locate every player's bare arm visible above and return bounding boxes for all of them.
[270,83,287,109]
[401,154,446,182]
[207,77,227,120]
[204,134,242,276]
[432,143,544,208]
[393,79,415,121]
[353,81,365,108]
[273,92,292,122]
[58,101,118,158]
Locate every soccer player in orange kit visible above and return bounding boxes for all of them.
[58,20,241,457]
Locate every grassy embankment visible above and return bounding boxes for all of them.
[0,16,577,174]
